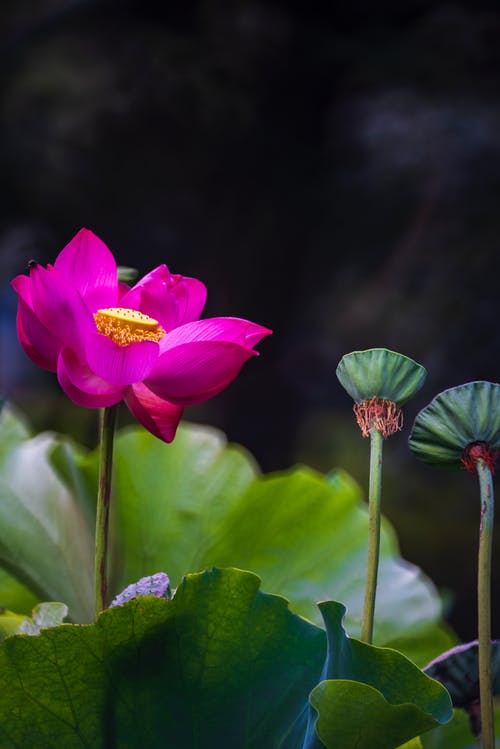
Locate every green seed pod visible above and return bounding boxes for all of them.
[409,381,500,470]
[337,349,427,438]
[336,348,427,406]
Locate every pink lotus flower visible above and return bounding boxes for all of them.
[11,228,271,442]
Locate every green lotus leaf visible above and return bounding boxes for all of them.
[104,426,451,664]
[0,569,452,749]
[0,568,326,748]
[300,602,452,749]
[310,681,444,749]
[0,403,453,664]
[409,381,500,469]
[336,348,427,405]
[0,406,94,622]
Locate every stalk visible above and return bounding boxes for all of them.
[361,426,384,644]
[94,405,118,615]
[476,459,495,749]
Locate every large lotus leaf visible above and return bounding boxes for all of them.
[0,568,451,749]
[336,348,427,405]
[309,682,447,749]
[0,406,94,623]
[300,601,452,749]
[409,381,500,469]
[0,568,325,748]
[0,405,452,664]
[199,469,445,654]
[101,422,258,595]
[99,424,451,663]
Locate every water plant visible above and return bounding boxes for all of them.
[3,232,497,746]
[0,405,453,748]
[11,228,271,613]
[410,381,500,749]
[336,348,427,643]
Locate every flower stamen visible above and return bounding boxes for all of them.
[353,396,403,438]
[461,441,498,474]
[94,307,165,347]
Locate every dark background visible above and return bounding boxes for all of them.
[1,0,500,642]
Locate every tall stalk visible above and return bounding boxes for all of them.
[361,426,384,644]
[336,350,427,643]
[476,459,495,749]
[409,382,500,746]
[94,404,118,615]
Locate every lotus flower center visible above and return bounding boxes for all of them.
[94,307,165,346]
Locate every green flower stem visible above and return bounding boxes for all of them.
[361,426,383,644]
[94,404,118,616]
[476,459,495,749]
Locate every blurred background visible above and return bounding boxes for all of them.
[1,0,500,643]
